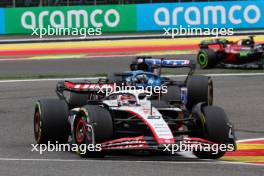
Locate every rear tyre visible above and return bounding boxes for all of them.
[192,106,230,159]
[197,49,217,69]
[68,93,88,109]
[186,76,213,110]
[34,99,70,144]
[161,85,180,103]
[74,105,113,158]
[150,100,169,108]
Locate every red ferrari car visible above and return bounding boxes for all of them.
[197,36,264,69]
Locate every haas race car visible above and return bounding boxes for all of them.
[197,36,264,69]
[34,75,236,159]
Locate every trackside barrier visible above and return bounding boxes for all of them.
[0,0,263,35]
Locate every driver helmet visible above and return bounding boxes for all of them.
[118,95,136,106]
[135,74,148,84]
[241,39,253,47]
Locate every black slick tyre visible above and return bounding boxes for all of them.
[74,105,113,158]
[186,76,213,110]
[197,49,217,69]
[34,99,70,144]
[192,106,230,159]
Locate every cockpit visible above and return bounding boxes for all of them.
[126,72,160,87]
[236,37,255,47]
[104,92,151,107]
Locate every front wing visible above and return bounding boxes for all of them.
[100,135,236,152]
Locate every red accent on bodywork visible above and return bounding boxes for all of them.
[223,44,244,62]
[100,136,149,150]
[227,44,244,53]
[207,43,223,50]
[225,53,237,62]
[101,136,145,145]
[75,118,86,144]
[102,144,149,150]
[99,136,224,151]
[64,81,76,89]
[64,81,114,91]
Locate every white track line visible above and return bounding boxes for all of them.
[0,73,264,83]
[237,138,264,143]
[166,73,264,77]
[0,158,211,163]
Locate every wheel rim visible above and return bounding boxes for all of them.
[207,79,213,105]
[75,118,86,144]
[198,53,208,67]
[34,111,41,142]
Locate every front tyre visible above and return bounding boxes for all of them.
[74,105,113,158]
[192,106,231,159]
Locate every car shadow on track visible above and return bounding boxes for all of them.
[88,151,210,162]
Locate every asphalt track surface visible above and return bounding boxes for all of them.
[0,56,263,175]
[0,54,132,77]
[1,54,258,77]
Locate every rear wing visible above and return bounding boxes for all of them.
[56,80,114,100]
[199,38,231,49]
[131,56,195,75]
[58,81,114,92]
[135,56,195,68]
